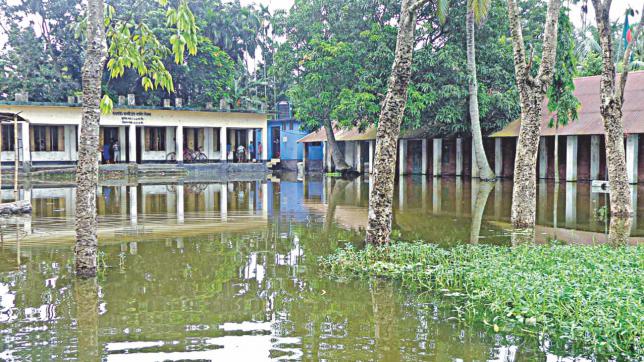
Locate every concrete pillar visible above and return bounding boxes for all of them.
[565,182,577,227]
[421,175,427,211]
[176,184,184,224]
[248,129,254,160]
[261,125,268,161]
[590,135,601,180]
[120,186,127,215]
[456,138,463,176]
[262,182,268,219]
[630,185,638,233]
[368,140,374,174]
[355,141,362,173]
[175,125,184,164]
[538,137,548,179]
[128,125,137,163]
[455,177,463,215]
[566,136,578,182]
[494,180,503,218]
[220,183,228,222]
[494,138,503,177]
[538,181,547,223]
[398,176,405,210]
[398,139,407,176]
[432,178,441,214]
[129,185,138,226]
[20,122,30,168]
[626,134,639,184]
[118,126,127,162]
[421,139,428,175]
[220,127,227,161]
[432,138,442,177]
[471,143,479,178]
[302,143,307,172]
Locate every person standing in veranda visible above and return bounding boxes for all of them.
[112,139,120,163]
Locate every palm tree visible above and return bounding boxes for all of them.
[466,0,495,181]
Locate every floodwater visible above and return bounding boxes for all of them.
[0,174,640,361]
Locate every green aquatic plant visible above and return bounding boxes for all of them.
[320,242,643,359]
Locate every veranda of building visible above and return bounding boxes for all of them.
[0,95,269,168]
[299,72,644,184]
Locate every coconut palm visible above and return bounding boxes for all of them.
[466,0,494,181]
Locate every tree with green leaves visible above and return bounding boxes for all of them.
[366,0,449,244]
[507,0,561,234]
[547,8,580,184]
[0,0,83,101]
[590,1,644,243]
[75,0,198,277]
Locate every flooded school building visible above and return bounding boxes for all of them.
[0,95,269,169]
[299,72,644,184]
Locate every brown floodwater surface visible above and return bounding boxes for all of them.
[0,174,639,361]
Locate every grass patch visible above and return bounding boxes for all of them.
[320,242,643,359]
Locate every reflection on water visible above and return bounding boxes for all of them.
[0,174,639,360]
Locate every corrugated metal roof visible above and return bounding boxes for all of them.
[491,71,644,137]
[298,123,434,143]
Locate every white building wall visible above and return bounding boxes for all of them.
[0,104,268,164]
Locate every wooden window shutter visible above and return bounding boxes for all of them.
[30,126,35,151]
[144,128,151,151]
[58,126,65,151]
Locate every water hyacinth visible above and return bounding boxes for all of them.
[320,243,643,359]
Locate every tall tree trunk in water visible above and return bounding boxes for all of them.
[467,8,495,181]
[323,119,350,172]
[507,0,561,233]
[365,0,421,244]
[75,0,106,278]
[591,1,644,244]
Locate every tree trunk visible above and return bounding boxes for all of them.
[511,93,543,228]
[591,0,636,219]
[75,0,106,278]
[466,9,495,181]
[601,105,632,216]
[365,0,418,245]
[322,118,350,172]
[507,0,561,230]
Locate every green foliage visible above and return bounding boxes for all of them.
[322,242,644,359]
[99,0,199,113]
[546,8,580,128]
[577,51,603,77]
[1,0,268,111]
[0,0,83,101]
[274,0,524,136]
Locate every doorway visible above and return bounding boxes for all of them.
[271,127,280,159]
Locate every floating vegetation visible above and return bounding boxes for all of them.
[321,242,643,359]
